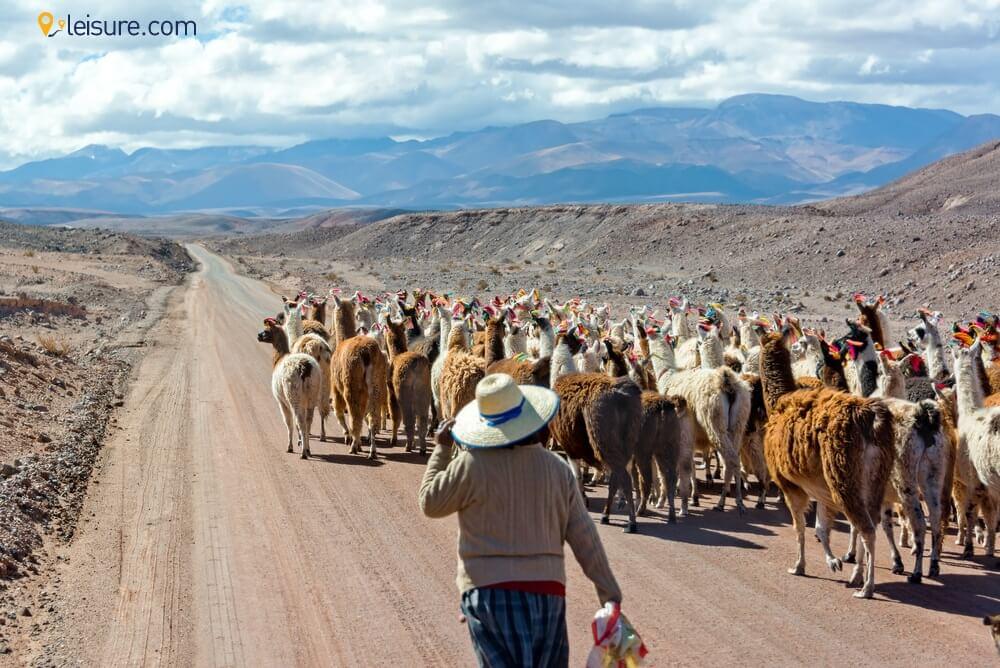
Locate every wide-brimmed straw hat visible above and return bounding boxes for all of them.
[451,374,560,449]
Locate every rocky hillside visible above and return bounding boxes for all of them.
[209,141,1000,321]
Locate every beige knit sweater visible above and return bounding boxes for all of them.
[419,442,622,605]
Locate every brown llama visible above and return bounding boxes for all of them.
[330,296,388,459]
[384,318,432,455]
[438,318,486,420]
[549,368,643,533]
[760,331,895,599]
[633,391,694,523]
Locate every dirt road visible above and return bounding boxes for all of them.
[23,245,1000,665]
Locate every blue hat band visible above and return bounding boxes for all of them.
[480,397,525,427]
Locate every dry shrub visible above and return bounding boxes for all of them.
[476,279,489,291]
[0,297,87,319]
[37,334,72,357]
[23,250,35,258]
[31,265,39,274]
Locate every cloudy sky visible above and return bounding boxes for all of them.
[1,0,999,167]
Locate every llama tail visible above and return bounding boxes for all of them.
[295,357,313,381]
[914,400,942,449]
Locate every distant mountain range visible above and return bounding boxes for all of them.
[2,93,999,218]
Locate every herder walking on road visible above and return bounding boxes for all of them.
[419,374,623,667]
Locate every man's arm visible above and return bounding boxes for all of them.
[565,475,623,605]
[418,423,476,518]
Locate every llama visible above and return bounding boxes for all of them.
[791,329,824,379]
[330,296,388,459]
[662,331,752,513]
[429,305,454,426]
[549,371,643,532]
[854,353,948,582]
[907,310,948,380]
[951,340,1000,557]
[282,296,305,345]
[384,318,432,455]
[291,332,333,442]
[549,328,582,388]
[438,318,486,420]
[257,318,321,459]
[739,374,773,509]
[854,294,890,349]
[632,392,693,523]
[486,313,552,387]
[759,331,895,599]
[842,320,879,397]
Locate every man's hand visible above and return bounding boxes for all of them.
[435,419,457,450]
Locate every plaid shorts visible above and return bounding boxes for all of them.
[460,588,569,668]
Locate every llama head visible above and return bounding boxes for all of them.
[899,352,928,378]
[873,351,906,399]
[908,309,942,350]
[257,317,281,344]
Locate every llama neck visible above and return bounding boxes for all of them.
[503,330,527,358]
[647,338,676,378]
[760,337,799,412]
[437,311,452,348]
[550,340,578,387]
[270,329,290,369]
[386,329,407,359]
[672,312,691,339]
[485,322,506,366]
[447,322,467,352]
[312,302,327,326]
[700,336,724,369]
[925,338,947,380]
[334,304,357,342]
[956,357,986,414]
[537,322,555,359]
[872,364,906,399]
[285,307,303,343]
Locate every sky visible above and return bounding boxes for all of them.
[1,0,999,167]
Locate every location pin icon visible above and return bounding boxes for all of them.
[38,11,54,36]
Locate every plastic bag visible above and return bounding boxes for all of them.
[585,602,648,668]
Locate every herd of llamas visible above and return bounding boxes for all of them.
[256,288,1000,600]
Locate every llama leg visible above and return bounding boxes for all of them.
[713,459,730,511]
[388,386,401,448]
[842,523,858,564]
[677,453,692,518]
[855,527,878,599]
[279,401,295,454]
[601,469,619,525]
[926,487,943,578]
[295,406,311,459]
[898,490,926,583]
[366,410,378,460]
[815,503,843,573]
[881,506,905,576]
[983,501,998,558]
[756,469,769,509]
[783,486,809,576]
[960,497,976,559]
[348,404,365,455]
[712,450,722,480]
[404,411,416,453]
[634,455,653,517]
[416,411,428,456]
[333,390,350,446]
[690,451,700,506]
[619,468,638,533]
[845,522,864,588]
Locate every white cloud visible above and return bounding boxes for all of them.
[1,0,999,167]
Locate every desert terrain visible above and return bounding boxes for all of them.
[0,141,998,665]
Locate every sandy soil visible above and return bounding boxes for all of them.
[6,245,997,666]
